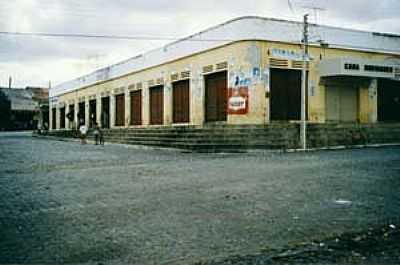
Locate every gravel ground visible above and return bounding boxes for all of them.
[0,132,400,265]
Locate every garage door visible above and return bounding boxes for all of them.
[59,107,65,129]
[378,79,400,122]
[78,102,85,125]
[150,85,164,125]
[89,99,96,127]
[101,97,110,128]
[270,68,302,121]
[52,108,56,129]
[115,94,125,126]
[130,90,142,125]
[173,80,190,123]
[205,71,227,122]
[326,86,358,122]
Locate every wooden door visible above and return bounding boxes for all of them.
[101,97,110,128]
[173,80,190,123]
[130,90,142,125]
[89,99,96,127]
[150,86,164,125]
[205,71,227,122]
[59,107,65,129]
[270,68,301,121]
[78,102,85,125]
[52,108,56,129]
[115,94,125,126]
[378,79,400,122]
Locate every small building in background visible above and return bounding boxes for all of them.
[0,87,49,131]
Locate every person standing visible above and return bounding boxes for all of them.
[93,122,102,145]
[79,123,88,144]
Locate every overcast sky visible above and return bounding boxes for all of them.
[1,0,399,88]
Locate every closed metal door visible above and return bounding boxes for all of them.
[173,80,190,123]
[326,86,340,121]
[270,68,302,121]
[59,107,65,129]
[101,97,110,128]
[378,79,400,122]
[89,99,96,127]
[115,94,125,126]
[78,102,85,125]
[150,86,164,125]
[326,86,358,122]
[205,71,227,122]
[130,90,142,125]
[340,86,358,122]
[52,108,56,129]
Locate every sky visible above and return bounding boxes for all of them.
[1,0,399,88]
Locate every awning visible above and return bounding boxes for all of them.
[319,58,400,80]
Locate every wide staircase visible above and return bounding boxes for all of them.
[44,123,400,152]
[100,124,299,152]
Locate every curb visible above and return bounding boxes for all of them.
[33,135,400,154]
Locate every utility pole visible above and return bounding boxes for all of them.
[300,14,309,150]
[8,76,12,89]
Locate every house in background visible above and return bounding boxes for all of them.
[0,87,49,131]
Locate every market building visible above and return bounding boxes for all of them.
[49,16,400,132]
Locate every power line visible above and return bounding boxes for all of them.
[0,31,237,42]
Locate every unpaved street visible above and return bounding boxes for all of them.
[1,132,400,264]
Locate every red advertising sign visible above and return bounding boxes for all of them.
[227,86,249,115]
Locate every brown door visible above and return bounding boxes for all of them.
[205,71,227,122]
[59,107,65,129]
[378,79,400,122]
[89,99,96,127]
[52,108,56,129]
[101,97,110,128]
[115,94,125,126]
[78,102,85,125]
[270,68,302,121]
[173,80,190,123]
[67,104,75,123]
[150,86,164,125]
[130,90,142,125]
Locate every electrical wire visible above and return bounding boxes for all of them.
[0,31,236,42]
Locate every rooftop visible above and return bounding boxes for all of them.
[51,16,400,98]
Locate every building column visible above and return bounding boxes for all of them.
[190,70,204,125]
[84,97,90,128]
[142,86,150,126]
[55,106,60,130]
[263,67,270,124]
[368,78,378,123]
[125,89,130,127]
[358,78,378,123]
[164,82,173,125]
[96,95,102,127]
[74,101,79,130]
[110,94,116,128]
[49,104,53,131]
[65,104,70,129]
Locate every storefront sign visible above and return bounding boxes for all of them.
[228,86,249,115]
[271,48,306,61]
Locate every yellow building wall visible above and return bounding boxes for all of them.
[51,39,399,130]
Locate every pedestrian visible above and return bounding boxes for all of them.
[79,123,88,144]
[93,122,103,145]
